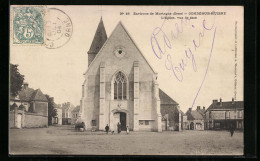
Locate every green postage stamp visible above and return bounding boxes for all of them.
[12,6,45,44]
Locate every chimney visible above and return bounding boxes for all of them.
[212,99,218,104]
[197,106,200,110]
[203,106,205,110]
[189,108,192,112]
[232,98,234,104]
[23,82,28,90]
[220,98,222,106]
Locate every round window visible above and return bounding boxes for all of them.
[114,48,126,57]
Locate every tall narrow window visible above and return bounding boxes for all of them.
[114,82,117,99]
[238,111,242,118]
[114,72,127,100]
[123,82,127,99]
[225,111,230,119]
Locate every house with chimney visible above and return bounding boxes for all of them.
[9,83,48,128]
[186,106,206,130]
[205,98,244,130]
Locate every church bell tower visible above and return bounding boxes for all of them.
[87,17,107,66]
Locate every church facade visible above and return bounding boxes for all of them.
[79,18,180,132]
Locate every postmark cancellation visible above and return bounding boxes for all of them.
[45,8,73,49]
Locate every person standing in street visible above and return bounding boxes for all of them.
[230,123,235,137]
[82,122,85,131]
[117,122,121,134]
[126,126,129,134]
[105,124,109,134]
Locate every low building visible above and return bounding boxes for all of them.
[9,83,48,128]
[186,106,205,130]
[71,105,80,125]
[52,104,62,125]
[205,98,244,130]
[61,102,74,125]
[160,89,183,131]
[181,111,189,130]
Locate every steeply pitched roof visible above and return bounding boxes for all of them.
[207,101,244,111]
[30,89,48,102]
[159,89,178,105]
[15,86,48,102]
[197,109,205,116]
[88,17,107,54]
[186,110,204,120]
[18,87,35,101]
[85,21,157,75]
[72,106,80,113]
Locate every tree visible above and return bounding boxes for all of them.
[10,64,24,97]
[45,94,58,125]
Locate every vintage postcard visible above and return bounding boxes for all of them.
[9,5,244,155]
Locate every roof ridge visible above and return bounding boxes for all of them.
[118,22,156,73]
[30,88,48,102]
[84,21,157,75]
[30,89,38,100]
[159,88,178,105]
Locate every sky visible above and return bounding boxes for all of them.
[10,6,244,112]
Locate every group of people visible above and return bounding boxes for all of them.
[105,122,129,135]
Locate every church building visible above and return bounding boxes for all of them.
[79,18,180,132]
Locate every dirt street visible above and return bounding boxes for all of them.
[9,125,243,155]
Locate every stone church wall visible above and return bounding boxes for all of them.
[83,74,100,130]
[82,23,161,131]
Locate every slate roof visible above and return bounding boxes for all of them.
[12,86,48,102]
[88,17,107,54]
[72,106,80,113]
[197,109,206,116]
[207,101,244,111]
[186,110,204,120]
[30,89,48,102]
[18,87,35,101]
[159,89,178,105]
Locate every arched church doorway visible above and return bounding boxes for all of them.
[114,112,127,131]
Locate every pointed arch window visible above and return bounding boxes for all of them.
[114,72,127,100]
